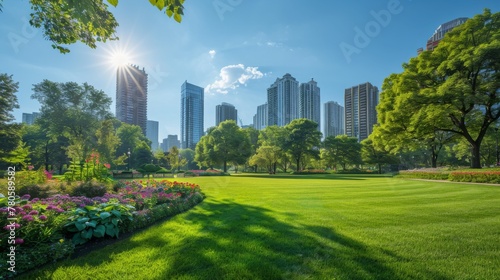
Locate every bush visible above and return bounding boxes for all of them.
[397,170,450,180]
[18,184,52,199]
[334,168,373,174]
[290,169,329,175]
[71,181,108,198]
[16,169,47,187]
[449,171,500,184]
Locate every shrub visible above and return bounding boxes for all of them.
[397,170,450,180]
[71,181,108,198]
[291,169,329,175]
[334,168,373,174]
[18,185,52,199]
[449,171,500,184]
[16,169,47,187]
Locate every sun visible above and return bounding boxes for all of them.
[108,49,132,68]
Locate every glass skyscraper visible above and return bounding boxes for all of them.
[267,73,299,127]
[180,81,204,149]
[299,78,321,130]
[344,82,378,141]
[115,64,148,135]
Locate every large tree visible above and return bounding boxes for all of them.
[377,9,500,168]
[283,119,322,171]
[361,138,398,174]
[0,0,186,53]
[200,120,251,173]
[32,80,113,162]
[323,135,362,170]
[257,125,290,173]
[0,74,21,166]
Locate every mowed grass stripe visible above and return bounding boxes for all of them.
[21,175,500,280]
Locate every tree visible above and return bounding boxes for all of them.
[361,138,398,174]
[0,0,185,53]
[249,145,280,174]
[207,120,251,173]
[377,9,500,168]
[96,119,120,165]
[284,119,322,171]
[323,135,362,170]
[32,80,113,163]
[180,148,196,170]
[258,125,290,173]
[0,74,21,166]
[195,127,217,169]
[115,122,151,167]
[243,127,260,172]
[167,146,187,173]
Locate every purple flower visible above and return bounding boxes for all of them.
[39,215,47,221]
[29,210,39,215]
[22,215,34,221]
[3,223,21,230]
[14,238,24,244]
[22,204,32,210]
[21,194,31,200]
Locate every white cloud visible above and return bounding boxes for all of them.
[209,49,216,59]
[206,64,264,94]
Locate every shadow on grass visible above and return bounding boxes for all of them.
[24,200,446,279]
[234,174,367,180]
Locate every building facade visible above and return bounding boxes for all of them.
[426,17,468,51]
[253,103,268,130]
[115,64,148,135]
[267,73,299,127]
[22,112,40,125]
[215,102,237,126]
[146,120,159,151]
[324,101,344,138]
[299,78,321,130]
[180,81,204,149]
[344,82,378,141]
[161,135,181,152]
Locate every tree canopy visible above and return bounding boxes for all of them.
[0,0,185,53]
[375,9,500,168]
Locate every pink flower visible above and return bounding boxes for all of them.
[104,163,111,169]
[22,205,32,210]
[39,215,47,221]
[28,165,34,171]
[3,223,21,230]
[14,238,24,244]
[22,215,34,221]
[29,210,39,215]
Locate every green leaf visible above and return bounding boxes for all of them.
[111,210,122,218]
[156,0,165,10]
[107,0,118,7]
[81,229,93,239]
[105,224,117,237]
[93,225,106,238]
[72,233,86,245]
[100,212,111,219]
[86,221,97,228]
[166,9,173,17]
[77,217,90,223]
[85,205,97,211]
[111,217,119,226]
[75,222,86,231]
[174,13,182,23]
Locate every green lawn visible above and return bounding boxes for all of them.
[21,175,500,279]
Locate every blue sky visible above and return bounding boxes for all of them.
[1,1,499,140]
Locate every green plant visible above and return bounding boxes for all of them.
[18,184,52,199]
[64,202,135,245]
[16,169,47,187]
[70,181,108,198]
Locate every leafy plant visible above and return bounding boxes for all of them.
[64,202,135,245]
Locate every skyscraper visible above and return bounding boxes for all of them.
[22,112,40,125]
[215,102,237,126]
[267,73,299,127]
[115,64,148,135]
[161,135,181,152]
[324,101,344,138]
[146,120,159,151]
[253,103,268,130]
[426,17,468,51]
[344,82,378,141]
[299,78,321,130]
[181,81,204,149]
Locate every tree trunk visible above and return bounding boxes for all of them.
[470,143,481,168]
[296,157,301,172]
[378,163,382,174]
[223,161,227,172]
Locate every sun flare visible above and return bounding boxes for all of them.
[108,49,132,68]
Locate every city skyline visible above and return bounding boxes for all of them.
[1,1,498,140]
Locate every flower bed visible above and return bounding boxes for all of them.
[290,169,329,175]
[397,169,450,180]
[449,171,500,184]
[0,180,204,278]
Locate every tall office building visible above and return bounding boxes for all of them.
[426,17,468,51]
[344,82,378,141]
[215,102,237,126]
[146,120,159,151]
[116,64,148,135]
[299,78,321,130]
[253,103,268,130]
[181,81,204,149]
[324,101,344,138]
[161,135,181,152]
[267,73,299,127]
[22,112,40,125]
